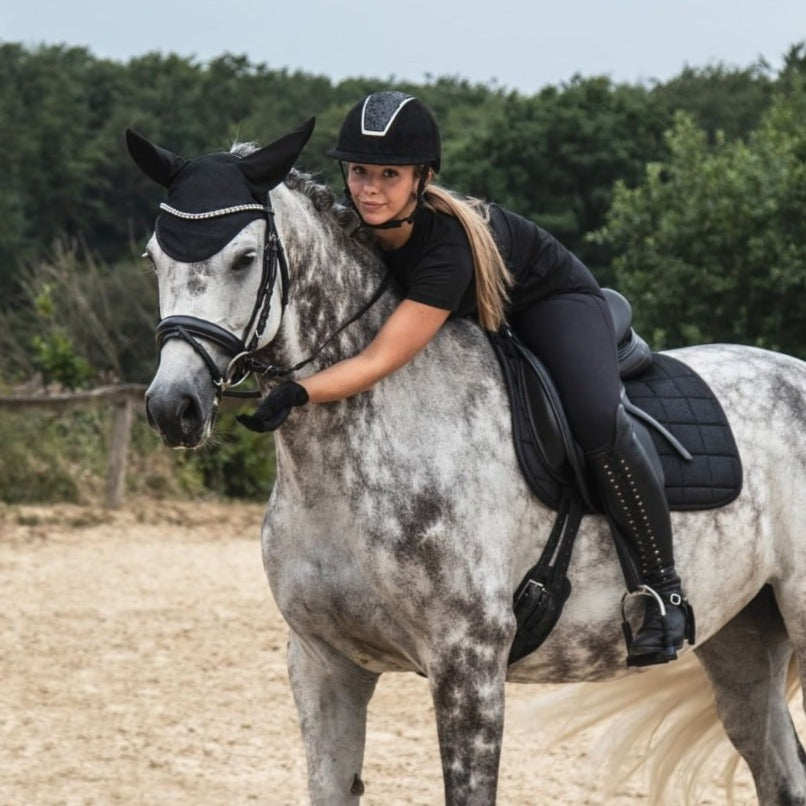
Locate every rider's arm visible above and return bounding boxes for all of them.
[299,299,451,403]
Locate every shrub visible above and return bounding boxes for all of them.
[0,405,277,505]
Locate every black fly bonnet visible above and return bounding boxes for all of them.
[125,120,315,394]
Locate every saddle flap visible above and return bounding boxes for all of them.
[516,360,567,472]
[488,329,597,511]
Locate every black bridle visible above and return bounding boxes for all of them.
[154,194,390,400]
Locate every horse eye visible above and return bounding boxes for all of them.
[141,251,156,271]
[233,251,257,272]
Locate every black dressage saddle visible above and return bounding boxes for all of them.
[488,289,743,664]
[489,288,742,514]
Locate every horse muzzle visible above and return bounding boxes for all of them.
[145,374,216,448]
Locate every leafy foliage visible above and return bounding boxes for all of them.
[593,78,806,356]
[1,42,791,297]
[0,405,277,504]
[0,241,157,386]
[447,77,672,282]
[31,329,93,390]
[0,40,804,501]
[652,61,775,143]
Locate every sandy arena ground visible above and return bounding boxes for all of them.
[0,498,778,805]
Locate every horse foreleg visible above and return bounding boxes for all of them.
[287,631,379,806]
[427,647,509,805]
[696,586,806,806]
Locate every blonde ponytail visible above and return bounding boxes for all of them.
[423,185,513,331]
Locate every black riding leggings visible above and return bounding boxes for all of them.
[510,290,621,453]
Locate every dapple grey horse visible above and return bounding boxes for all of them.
[127,122,806,805]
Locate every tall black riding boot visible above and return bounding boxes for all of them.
[586,406,695,667]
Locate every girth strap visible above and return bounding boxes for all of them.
[508,490,584,664]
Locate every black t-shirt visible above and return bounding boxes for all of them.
[380,204,597,318]
[381,207,477,316]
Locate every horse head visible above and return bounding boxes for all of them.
[126,119,315,447]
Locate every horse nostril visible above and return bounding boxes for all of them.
[144,376,213,447]
[145,389,204,443]
[175,394,201,431]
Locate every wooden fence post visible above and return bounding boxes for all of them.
[105,395,135,509]
[0,384,146,508]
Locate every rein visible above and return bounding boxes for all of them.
[247,271,391,380]
[154,193,390,400]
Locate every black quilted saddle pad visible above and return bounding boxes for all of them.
[624,353,743,511]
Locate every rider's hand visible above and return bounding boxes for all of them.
[236,381,309,432]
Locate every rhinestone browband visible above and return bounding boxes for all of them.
[159,202,268,220]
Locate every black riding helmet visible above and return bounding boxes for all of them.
[328,91,441,172]
[328,91,441,229]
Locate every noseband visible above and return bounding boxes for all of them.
[154,194,391,400]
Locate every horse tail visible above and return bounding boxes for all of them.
[524,653,801,804]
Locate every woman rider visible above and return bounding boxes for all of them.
[238,90,694,667]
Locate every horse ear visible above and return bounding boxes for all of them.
[125,128,188,187]
[239,117,316,193]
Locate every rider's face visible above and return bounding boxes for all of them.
[346,163,420,227]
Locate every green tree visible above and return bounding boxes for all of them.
[592,81,806,357]
[651,61,775,143]
[0,43,137,293]
[446,77,672,282]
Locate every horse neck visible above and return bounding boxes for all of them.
[272,182,393,373]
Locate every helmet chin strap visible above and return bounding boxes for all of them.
[339,164,429,230]
[363,205,418,230]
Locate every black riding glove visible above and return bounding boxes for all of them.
[236,381,309,432]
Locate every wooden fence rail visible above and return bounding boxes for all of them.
[0,384,148,509]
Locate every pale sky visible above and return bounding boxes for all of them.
[2,0,804,94]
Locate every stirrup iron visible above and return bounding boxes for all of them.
[620,585,694,668]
